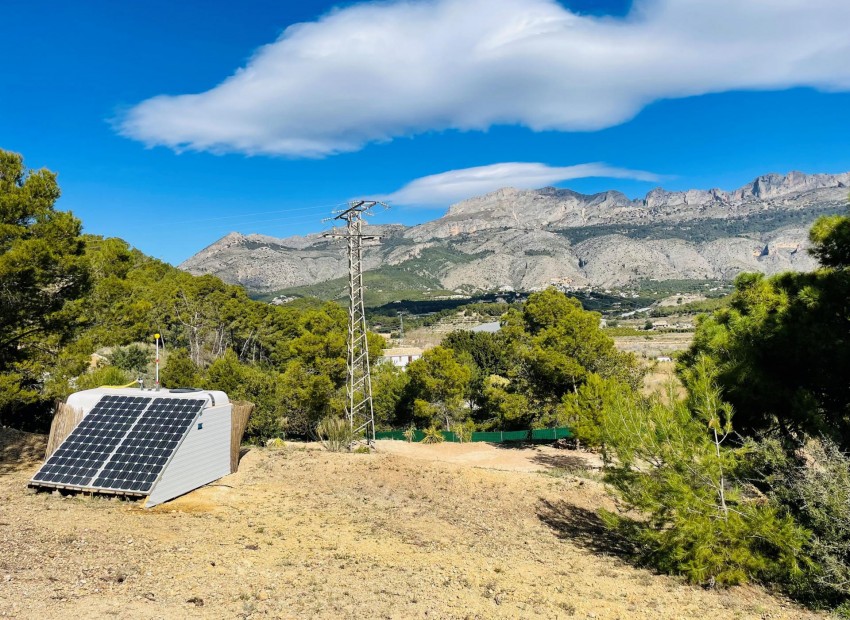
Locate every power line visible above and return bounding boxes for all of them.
[162,202,348,226]
[192,212,340,230]
[152,211,351,236]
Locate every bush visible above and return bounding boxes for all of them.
[600,359,809,587]
[316,416,353,452]
[202,351,288,443]
[371,362,410,428]
[277,360,338,437]
[403,426,416,443]
[451,420,474,443]
[75,366,132,391]
[160,348,200,388]
[558,373,630,448]
[420,426,445,444]
[754,438,850,607]
[109,344,150,374]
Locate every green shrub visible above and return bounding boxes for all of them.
[420,426,445,444]
[558,373,629,448]
[600,358,810,587]
[202,351,288,443]
[835,601,850,619]
[403,426,416,443]
[316,416,353,452]
[160,348,200,388]
[109,344,150,374]
[451,420,474,443]
[76,366,132,391]
[753,438,850,608]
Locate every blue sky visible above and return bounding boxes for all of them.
[2,0,850,265]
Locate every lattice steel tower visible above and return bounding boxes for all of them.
[324,200,387,444]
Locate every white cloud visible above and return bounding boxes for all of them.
[377,162,661,206]
[119,0,850,157]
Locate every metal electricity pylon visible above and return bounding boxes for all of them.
[323,200,388,444]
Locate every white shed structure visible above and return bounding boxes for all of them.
[29,387,232,508]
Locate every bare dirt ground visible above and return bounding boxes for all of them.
[1,428,822,620]
[376,440,604,473]
[613,332,694,359]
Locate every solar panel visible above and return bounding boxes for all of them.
[93,398,206,493]
[31,395,152,489]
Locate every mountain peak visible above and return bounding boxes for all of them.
[181,168,850,293]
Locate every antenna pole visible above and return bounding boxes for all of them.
[154,333,161,391]
[322,200,388,445]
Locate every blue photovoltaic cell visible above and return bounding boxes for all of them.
[31,395,207,496]
[92,398,206,493]
[31,395,151,488]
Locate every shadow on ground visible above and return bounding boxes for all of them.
[0,427,46,475]
[537,498,637,559]
[531,452,595,472]
[490,441,539,450]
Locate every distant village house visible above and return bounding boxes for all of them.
[379,347,423,369]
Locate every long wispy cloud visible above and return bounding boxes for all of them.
[119,0,850,158]
[377,162,661,206]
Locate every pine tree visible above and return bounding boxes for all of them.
[600,357,809,586]
[0,150,89,426]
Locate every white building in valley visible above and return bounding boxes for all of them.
[379,347,423,369]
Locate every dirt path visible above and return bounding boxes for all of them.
[0,429,822,619]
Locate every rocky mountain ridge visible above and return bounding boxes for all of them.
[180,171,849,296]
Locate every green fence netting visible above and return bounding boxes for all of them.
[374,427,572,443]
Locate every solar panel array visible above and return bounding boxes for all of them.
[93,398,205,493]
[31,395,151,488]
[31,394,207,495]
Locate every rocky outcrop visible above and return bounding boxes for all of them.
[180,171,848,294]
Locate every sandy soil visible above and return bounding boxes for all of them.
[376,440,604,473]
[1,428,822,619]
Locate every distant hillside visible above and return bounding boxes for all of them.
[181,171,849,299]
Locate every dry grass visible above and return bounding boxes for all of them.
[230,401,254,472]
[44,403,83,458]
[0,429,823,619]
[613,332,694,359]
